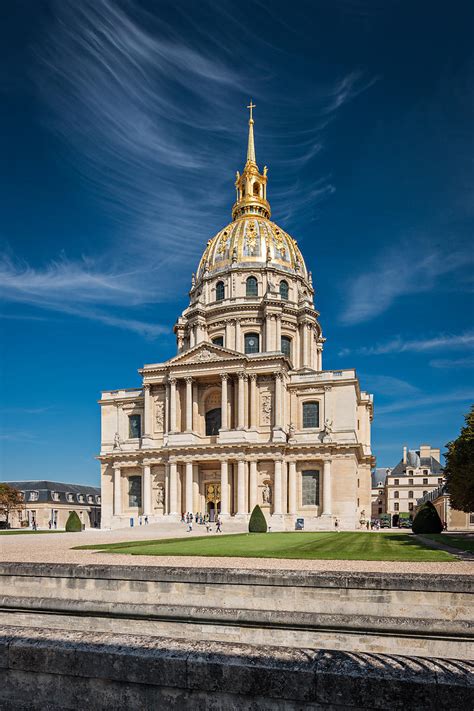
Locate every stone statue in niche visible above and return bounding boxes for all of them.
[262,483,272,505]
[261,394,271,425]
[156,486,164,506]
[322,418,333,443]
[155,399,164,429]
[287,422,296,442]
[113,432,121,450]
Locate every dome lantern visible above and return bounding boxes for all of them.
[232,102,271,221]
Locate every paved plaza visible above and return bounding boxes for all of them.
[2,523,473,574]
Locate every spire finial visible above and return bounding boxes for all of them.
[246,100,256,164]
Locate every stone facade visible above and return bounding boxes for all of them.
[98,110,374,530]
[417,486,474,531]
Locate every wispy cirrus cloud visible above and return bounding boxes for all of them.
[340,330,474,356]
[430,356,474,369]
[360,374,420,397]
[340,242,474,325]
[0,0,376,337]
[376,388,474,415]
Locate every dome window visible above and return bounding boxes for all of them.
[246,276,258,297]
[216,281,225,301]
[281,336,291,358]
[245,333,259,354]
[279,280,289,300]
[253,182,260,196]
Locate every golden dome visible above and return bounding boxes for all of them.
[196,215,308,280]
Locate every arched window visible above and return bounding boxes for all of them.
[212,336,224,347]
[281,336,291,358]
[246,276,258,297]
[216,281,225,301]
[279,280,289,300]
[253,182,260,196]
[394,491,399,499]
[302,401,319,428]
[244,333,259,354]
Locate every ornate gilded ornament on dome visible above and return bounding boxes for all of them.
[244,220,258,255]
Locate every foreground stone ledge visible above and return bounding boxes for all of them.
[0,626,472,710]
[0,561,471,592]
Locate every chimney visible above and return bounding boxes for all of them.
[431,447,441,463]
[403,446,407,464]
[420,444,431,460]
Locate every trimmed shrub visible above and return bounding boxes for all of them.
[249,504,267,533]
[412,501,443,534]
[65,511,82,532]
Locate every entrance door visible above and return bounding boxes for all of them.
[207,501,221,522]
[205,408,221,436]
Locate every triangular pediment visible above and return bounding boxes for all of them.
[165,342,245,366]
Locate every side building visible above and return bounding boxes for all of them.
[385,445,444,526]
[371,468,388,520]
[3,480,101,530]
[417,485,474,531]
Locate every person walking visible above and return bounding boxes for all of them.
[216,517,222,533]
[144,515,148,525]
[334,518,339,532]
[187,519,193,533]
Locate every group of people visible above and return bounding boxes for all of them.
[182,511,223,534]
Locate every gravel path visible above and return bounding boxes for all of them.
[1,524,473,575]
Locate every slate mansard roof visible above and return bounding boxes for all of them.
[389,451,443,479]
[3,480,101,505]
[371,468,389,489]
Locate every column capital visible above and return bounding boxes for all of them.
[143,383,151,392]
[275,371,283,380]
[238,371,248,380]
[249,373,257,381]
[220,372,229,381]
[185,376,193,384]
[169,376,177,385]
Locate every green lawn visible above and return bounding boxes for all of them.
[423,534,474,554]
[75,531,455,561]
[0,529,63,535]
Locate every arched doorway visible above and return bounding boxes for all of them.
[206,482,221,522]
[392,514,399,527]
[205,407,221,435]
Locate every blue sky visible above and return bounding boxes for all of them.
[1,0,473,485]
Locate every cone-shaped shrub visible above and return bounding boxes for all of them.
[249,504,267,533]
[65,511,82,532]
[412,501,443,534]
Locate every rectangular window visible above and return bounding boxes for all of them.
[394,502,399,511]
[423,478,428,485]
[128,476,142,508]
[394,479,399,486]
[408,502,414,511]
[128,414,141,439]
[408,479,413,486]
[469,513,474,525]
[302,470,320,506]
[438,478,443,485]
[302,401,319,428]
[212,336,224,346]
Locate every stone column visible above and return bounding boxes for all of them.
[185,461,193,514]
[189,326,195,348]
[249,460,258,511]
[265,314,272,351]
[220,373,228,430]
[248,374,257,428]
[237,459,246,514]
[143,384,152,437]
[169,378,177,433]
[323,459,332,515]
[164,383,169,433]
[273,459,282,515]
[142,464,151,515]
[288,461,297,515]
[275,316,281,352]
[169,461,178,515]
[164,463,169,515]
[300,323,307,367]
[185,377,193,432]
[274,372,282,428]
[235,319,241,351]
[220,460,229,515]
[237,372,246,429]
[225,320,232,349]
[113,466,121,516]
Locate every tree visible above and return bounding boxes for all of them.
[412,501,443,534]
[249,504,267,533]
[65,511,82,532]
[444,405,474,513]
[0,484,24,526]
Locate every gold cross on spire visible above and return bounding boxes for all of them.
[247,100,256,122]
